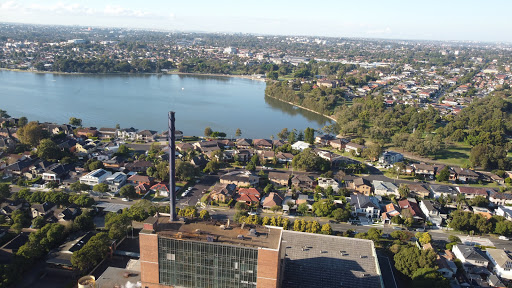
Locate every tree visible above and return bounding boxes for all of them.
[0,184,11,199]
[70,182,90,192]
[69,117,82,126]
[18,116,28,127]
[297,203,309,215]
[31,216,45,229]
[362,143,382,161]
[203,160,220,174]
[235,202,249,211]
[277,128,289,141]
[394,246,437,278]
[0,109,10,118]
[72,194,95,207]
[204,127,212,137]
[116,144,130,156]
[391,215,403,225]
[332,208,350,222]
[105,213,131,240]
[391,230,409,241]
[411,268,450,288]
[71,232,110,272]
[287,129,296,143]
[418,232,432,245]
[119,185,137,200]
[270,205,281,214]
[292,148,330,172]
[321,223,333,235]
[17,121,47,147]
[176,161,197,181]
[304,127,315,144]
[398,184,410,199]
[436,166,450,182]
[199,210,210,220]
[93,183,109,193]
[312,199,335,217]
[87,160,104,171]
[470,196,489,207]
[74,213,94,231]
[235,128,242,137]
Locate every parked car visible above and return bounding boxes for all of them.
[393,226,403,230]
[122,198,130,202]
[416,228,425,232]
[499,236,510,241]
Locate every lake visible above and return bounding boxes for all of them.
[0,70,332,138]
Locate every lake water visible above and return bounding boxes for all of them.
[0,70,331,138]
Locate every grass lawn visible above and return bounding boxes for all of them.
[382,171,416,181]
[433,143,472,167]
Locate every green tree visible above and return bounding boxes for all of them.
[69,117,82,126]
[0,184,11,199]
[411,268,450,288]
[105,213,131,240]
[0,109,10,118]
[398,184,410,199]
[391,215,404,225]
[70,182,90,192]
[17,121,47,147]
[204,127,213,137]
[235,128,242,137]
[332,208,350,222]
[391,230,409,241]
[93,183,109,193]
[418,232,432,245]
[119,185,137,200]
[292,148,330,172]
[470,196,489,207]
[304,127,315,144]
[31,216,45,229]
[18,116,28,127]
[436,166,450,182]
[321,223,333,235]
[297,203,309,215]
[394,246,437,278]
[176,161,197,181]
[277,128,289,141]
[312,199,335,217]
[71,232,110,272]
[116,144,130,156]
[74,213,94,231]
[87,160,104,171]
[287,129,297,143]
[270,205,281,214]
[199,210,210,220]
[203,160,220,174]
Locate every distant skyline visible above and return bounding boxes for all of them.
[1,0,511,42]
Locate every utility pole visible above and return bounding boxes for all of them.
[169,111,177,221]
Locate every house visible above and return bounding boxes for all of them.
[486,249,512,280]
[3,159,33,177]
[75,127,98,137]
[150,183,169,197]
[347,177,372,196]
[235,149,252,162]
[275,152,294,163]
[430,185,458,199]
[0,201,23,217]
[31,202,56,218]
[488,274,506,288]
[345,142,365,155]
[350,193,380,220]
[253,139,273,150]
[452,167,479,183]
[420,200,443,227]
[372,181,399,197]
[98,127,117,140]
[54,206,81,222]
[268,171,291,187]
[75,142,97,154]
[176,142,194,153]
[291,141,311,151]
[282,192,296,213]
[291,175,315,190]
[258,151,276,162]
[193,141,221,152]
[105,172,127,192]
[209,183,236,203]
[127,175,154,186]
[437,254,458,279]
[456,186,488,199]
[190,155,208,167]
[236,139,252,149]
[117,127,138,140]
[328,139,346,150]
[42,163,70,184]
[452,244,489,270]
[79,169,112,186]
[262,192,284,209]
[488,191,512,207]
[136,130,157,142]
[272,140,286,149]
[124,160,153,173]
[236,188,261,204]
[408,184,431,198]
[496,206,512,221]
[317,177,340,193]
[471,206,492,219]
[315,134,335,146]
[220,170,259,186]
[398,198,425,221]
[103,156,125,170]
[296,194,314,205]
[379,151,403,166]
[413,164,435,178]
[381,203,401,224]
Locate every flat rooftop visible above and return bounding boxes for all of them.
[95,267,141,288]
[148,218,281,250]
[281,230,383,288]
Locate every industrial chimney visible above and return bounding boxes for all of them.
[168,111,177,221]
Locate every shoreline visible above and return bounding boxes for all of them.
[265,94,338,123]
[0,68,266,82]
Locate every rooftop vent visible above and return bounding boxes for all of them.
[237,234,244,240]
[195,229,202,234]
[220,225,226,230]
[206,235,214,242]
[248,229,258,237]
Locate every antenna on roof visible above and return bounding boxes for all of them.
[169,111,177,221]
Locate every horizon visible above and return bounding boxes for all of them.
[1,0,512,43]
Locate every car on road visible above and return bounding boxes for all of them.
[499,236,510,241]
[248,211,259,216]
[393,226,403,230]
[183,191,189,197]
[122,198,130,202]
[416,228,425,232]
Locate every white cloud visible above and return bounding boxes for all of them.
[0,1,22,11]
[103,5,153,18]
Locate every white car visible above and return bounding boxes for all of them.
[499,236,510,241]
[183,191,189,196]
[122,198,130,202]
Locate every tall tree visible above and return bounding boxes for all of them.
[304,127,315,144]
[119,185,137,200]
[235,128,242,137]
[36,139,61,160]
[204,127,213,137]
[69,117,82,126]
[17,121,47,147]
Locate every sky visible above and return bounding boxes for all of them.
[1,0,511,42]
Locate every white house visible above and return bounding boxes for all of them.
[496,206,512,221]
[486,249,512,280]
[452,244,489,270]
[379,151,403,166]
[350,193,380,220]
[372,180,399,197]
[79,169,112,186]
[489,190,512,206]
[291,141,311,151]
[419,200,443,227]
[105,172,127,192]
[317,177,340,193]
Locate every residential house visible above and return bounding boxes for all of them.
[176,142,194,153]
[398,198,425,222]
[98,127,117,140]
[291,141,311,151]
[486,249,512,280]
[471,206,492,219]
[350,193,380,220]
[75,127,98,137]
[31,202,56,218]
[496,206,512,221]
[136,130,157,142]
[150,183,169,197]
[117,127,138,140]
[488,274,506,288]
[103,156,125,171]
[345,142,365,155]
[413,164,436,179]
[379,151,404,166]
[420,200,443,227]
[452,168,479,183]
[437,253,458,279]
[75,142,97,154]
[262,192,284,209]
[0,201,23,217]
[124,160,153,173]
[296,194,314,205]
[235,150,252,162]
[268,171,291,187]
[282,192,296,213]
[236,139,252,149]
[220,170,259,186]
[489,191,512,207]
[275,152,294,163]
[42,163,71,184]
[430,185,458,199]
[253,139,273,150]
[209,183,236,203]
[456,186,488,199]
[328,139,346,150]
[53,206,81,223]
[317,177,340,193]
[381,203,401,224]
[127,175,154,187]
[291,175,315,190]
[259,151,276,162]
[373,181,399,197]
[347,177,372,196]
[408,183,431,198]
[315,134,335,146]
[79,169,112,186]
[452,244,489,270]
[105,172,127,192]
[193,141,221,153]
[236,188,261,204]
[3,159,33,177]
[190,155,208,167]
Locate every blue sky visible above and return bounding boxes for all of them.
[1,0,511,42]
